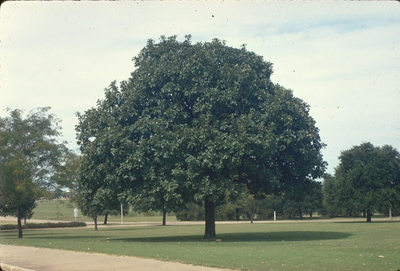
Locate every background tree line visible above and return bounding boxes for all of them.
[1,108,399,239]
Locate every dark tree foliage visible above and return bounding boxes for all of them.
[282,181,323,218]
[334,142,400,222]
[322,174,343,217]
[76,35,326,238]
[0,108,67,238]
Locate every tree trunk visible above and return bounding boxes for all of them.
[366,209,372,222]
[104,214,108,225]
[93,216,98,231]
[162,210,167,226]
[389,208,392,220]
[204,197,216,239]
[17,211,23,238]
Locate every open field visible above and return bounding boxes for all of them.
[2,220,399,271]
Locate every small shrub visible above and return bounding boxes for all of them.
[0,224,18,230]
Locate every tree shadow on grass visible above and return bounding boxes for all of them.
[14,227,156,240]
[113,231,352,243]
[334,220,400,224]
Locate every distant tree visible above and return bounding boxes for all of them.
[216,188,247,221]
[216,202,240,221]
[52,151,81,192]
[282,199,303,218]
[175,189,243,222]
[257,195,283,219]
[130,179,183,226]
[75,135,125,230]
[174,202,204,221]
[76,35,326,238]
[374,145,400,218]
[269,180,323,219]
[102,200,130,225]
[322,174,341,217]
[335,142,400,222]
[0,108,67,237]
[301,181,323,217]
[77,184,125,228]
[322,173,359,217]
[77,186,110,231]
[239,193,259,223]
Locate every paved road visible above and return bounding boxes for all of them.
[1,245,235,271]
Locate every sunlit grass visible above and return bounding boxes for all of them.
[2,220,400,271]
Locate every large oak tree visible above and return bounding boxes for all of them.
[76,35,326,238]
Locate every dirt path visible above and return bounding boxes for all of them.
[1,245,236,271]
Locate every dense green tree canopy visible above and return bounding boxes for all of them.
[76,35,326,238]
[0,108,67,237]
[334,142,400,222]
[322,173,345,217]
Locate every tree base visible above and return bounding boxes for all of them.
[204,197,216,239]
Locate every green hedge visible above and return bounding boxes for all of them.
[0,222,86,230]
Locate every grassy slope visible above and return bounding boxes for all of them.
[2,220,400,271]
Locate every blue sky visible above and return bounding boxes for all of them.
[1,1,399,175]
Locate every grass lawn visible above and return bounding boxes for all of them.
[2,220,399,271]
